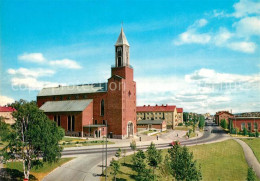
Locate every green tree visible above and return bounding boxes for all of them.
[183,112,189,122]
[247,167,256,181]
[0,117,9,141]
[166,144,202,181]
[243,127,248,136]
[256,131,259,137]
[130,139,137,152]
[220,119,227,129]
[110,158,120,181]
[115,148,122,160]
[1,100,64,180]
[147,142,162,176]
[198,116,205,129]
[132,150,155,181]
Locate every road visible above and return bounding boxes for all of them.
[43,120,230,181]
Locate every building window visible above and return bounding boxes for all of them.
[241,123,245,130]
[95,120,97,124]
[75,95,79,99]
[67,96,71,100]
[103,120,106,125]
[254,123,258,131]
[248,123,251,131]
[54,115,57,123]
[83,95,87,99]
[72,116,75,131]
[57,115,61,126]
[60,96,63,100]
[53,96,56,100]
[68,116,71,131]
[101,99,105,116]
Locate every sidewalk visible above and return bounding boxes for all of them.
[234,139,260,179]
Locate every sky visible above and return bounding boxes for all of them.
[0,0,260,114]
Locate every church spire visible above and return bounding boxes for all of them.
[115,27,129,46]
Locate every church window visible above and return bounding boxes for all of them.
[95,120,97,124]
[118,57,122,67]
[72,116,75,131]
[68,116,71,131]
[101,99,105,116]
[57,115,61,126]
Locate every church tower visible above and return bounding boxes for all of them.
[107,27,136,139]
[115,27,130,67]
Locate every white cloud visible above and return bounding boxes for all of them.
[175,31,211,45]
[227,41,256,53]
[18,53,46,63]
[7,68,55,78]
[11,77,61,90]
[233,16,260,37]
[0,96,15,106]
[232,0,260,18]
[49,59,82,69]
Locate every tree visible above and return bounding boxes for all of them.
[183,112,189,122]
[115,148,121,160]
[198,116,205,129]
[147,142,162,176]
[1,100,64,180]
[243,127,248,136]
[247,167,256,181]
[166,144,202,181]
[132,150,155,181]
[0,117,9,141]
[220,119,227,129]
[130,139,136,152]
[110,158,120,181]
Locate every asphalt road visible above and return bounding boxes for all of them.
[43,120,230,181]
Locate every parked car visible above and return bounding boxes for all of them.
[169,141,180,146]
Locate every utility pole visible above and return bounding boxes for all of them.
[105,120,108,181]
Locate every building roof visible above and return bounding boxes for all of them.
[37,83,107,97]
[177,108,183,113]
[115,27,129,46]
[215,111,233,116]
[40,100,93,112]
[136,104,176,112]
[230,117,260,120]
[83,124,106,128]
[0,106,16,112]
[137,119,164,125]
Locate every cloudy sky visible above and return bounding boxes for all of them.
[0,0,259,114]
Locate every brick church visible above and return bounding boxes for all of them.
[37,28,136,139]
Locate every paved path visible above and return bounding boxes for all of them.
[234,139,260,179]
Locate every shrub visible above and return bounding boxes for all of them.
[178,123,183,126]
[243,128,248,136]
[256,131,259,137]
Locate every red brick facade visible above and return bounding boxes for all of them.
[229,117,260,132]
[214,111,234,125]
[37,28,136,139]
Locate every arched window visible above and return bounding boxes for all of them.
[117,47,122,56]
[101,99,105,116]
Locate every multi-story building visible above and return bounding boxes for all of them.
[136,104,179,129]
[229,117,260,132]
[0,106,16,125]
[37,28,136,139]
[214,111,234,125]
[176,108,183,125]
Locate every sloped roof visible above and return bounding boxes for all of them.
[40,100,93,112]
[136,105,176,112]
[0,106,16,112]
[37,83,107,97]
[115,28,129,46]
[137,119,164,125]
[177,108,183,113]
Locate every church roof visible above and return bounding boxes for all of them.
[40,99,93,112]
[115,27,129,46]
[37,83,107,97]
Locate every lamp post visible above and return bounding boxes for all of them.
[105,120,108,181]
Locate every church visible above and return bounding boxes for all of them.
[37,28,136,139]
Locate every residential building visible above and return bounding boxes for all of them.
[176,108,183,125]
[37,28,136,139]
[0,106,16,125]
[136,104,178,129]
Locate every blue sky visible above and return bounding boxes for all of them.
[0,0,259,114]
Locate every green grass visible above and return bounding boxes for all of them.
[241,138,260,162]
[142,130,157,135]
[174,125,191,131]
[101,140,250,181]
[3,157,74,180]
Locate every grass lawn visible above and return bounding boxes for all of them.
[174,125,191,131]
[3,157,74,181]
[241,138,260,162]
[101,140,250,181]
[61,140,115,148]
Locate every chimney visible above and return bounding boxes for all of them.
[156,104,158,106]
[148,105,150,107]
[143,105,146,107]
[162,104,164,106]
